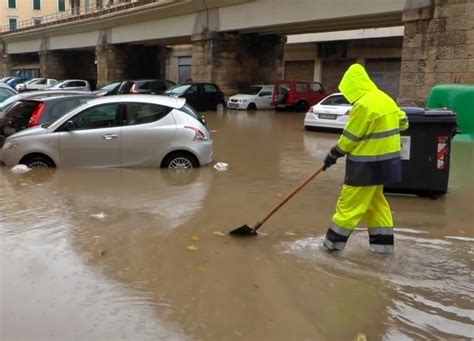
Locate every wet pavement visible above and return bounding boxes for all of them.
[1,110,473,340]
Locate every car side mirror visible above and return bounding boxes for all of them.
[64,120,74,131]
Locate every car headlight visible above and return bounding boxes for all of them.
[3,140,19,150]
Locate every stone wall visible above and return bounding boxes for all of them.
[191,32,285,95]
[96,45,130,87]
[39,51,67,80]
[399,0,474,106]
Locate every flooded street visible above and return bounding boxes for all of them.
[1,110,473,340]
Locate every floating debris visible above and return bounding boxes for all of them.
[187,245,199,251]
[90,212,107,220]
[213,162,229,172]
[11,164,31,174]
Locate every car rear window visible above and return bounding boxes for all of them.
[180,103,207,126]
[6,101,39,120]
[320,95,350,106]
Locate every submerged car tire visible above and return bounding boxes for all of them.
[22,154,55,169]
[296,101,309,112]
[247,103,257,111]
[162,152,199,170]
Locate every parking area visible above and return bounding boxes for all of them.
[1,109,473,340]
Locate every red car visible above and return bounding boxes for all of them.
[271,80,326,112]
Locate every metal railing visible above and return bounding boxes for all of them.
[1,0,161,34]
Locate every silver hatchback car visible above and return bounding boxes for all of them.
[1,95,213,169]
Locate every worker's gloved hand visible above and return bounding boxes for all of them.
[323,145,345,171]
[323,153,338,170]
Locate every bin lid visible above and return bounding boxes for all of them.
[400,106,457,123]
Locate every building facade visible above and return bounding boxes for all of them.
[1,0,70,32]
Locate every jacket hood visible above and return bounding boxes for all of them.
[338,64,377,104]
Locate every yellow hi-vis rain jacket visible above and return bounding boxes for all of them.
[334,64,408,186]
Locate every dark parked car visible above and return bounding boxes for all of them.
[94,79,176,96]
[2,94,96,138]
[165,82,226,111]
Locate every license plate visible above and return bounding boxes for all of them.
[318,114,336,120]
[4,126,16,135]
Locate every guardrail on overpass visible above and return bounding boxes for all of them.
[0,0,161,34]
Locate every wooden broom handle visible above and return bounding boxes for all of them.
[259,165,325,225]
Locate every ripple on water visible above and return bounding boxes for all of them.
[280,229,474,340]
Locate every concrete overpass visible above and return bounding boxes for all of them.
[1,0,473,105]
[2,0,405,53]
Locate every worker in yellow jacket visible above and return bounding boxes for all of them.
[322,63,408,253]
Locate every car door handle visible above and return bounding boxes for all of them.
[102,134,118,140]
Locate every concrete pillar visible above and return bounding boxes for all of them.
[1,41,11,77]
[39,50,68,80]
[399,0,474,106]
[313,59,322,82]
[96,45,128,87]
[191,32,286,96]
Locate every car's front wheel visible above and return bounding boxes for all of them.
[162,152,199,170]
[247,103,257,111]
[216,102,225,111]
[22,154,55,169]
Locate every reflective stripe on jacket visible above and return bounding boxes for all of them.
[337,64,409,186]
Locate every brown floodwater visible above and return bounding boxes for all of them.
[1,110,473,340]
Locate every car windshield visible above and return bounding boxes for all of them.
[240,86,263,95]
[100,82,121,91]
[166,84,191,95]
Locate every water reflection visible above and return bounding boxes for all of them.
[0,169,189,340]
[50,168,212,231]
[282,228,474,339]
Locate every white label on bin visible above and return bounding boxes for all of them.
[401,136,411,160]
